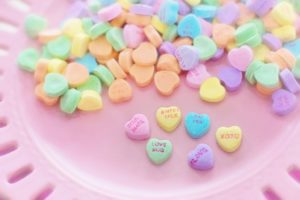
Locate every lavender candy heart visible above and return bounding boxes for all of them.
[280,69,300,94]
[211,48,225,61]
[188,144,214,170]
[130,4,155,16]
[159,42,176,55]
[178,0,192,16]
[262,33,282,51]
[175,45,200,71]
[216,2,240,25]
[247,0,277,17]
[272,89,297,116]
[218,66,243,92]
[140,0,156,6]
[65,0,89,19]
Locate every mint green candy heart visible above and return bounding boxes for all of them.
[92,65,115,86]
[292,58,300,79]
[77,75,102,93]
[146,138,173,165]
[247,19,265,35]
[246,60,264,85]
[235,23,262,48]
[163,25,178,42]
[254,63,280,88]
[17,48,40,72]
[47,36,71,60]
[44,73,68,97]
[193,35,217,60]
[42,46,53,59]
[87,0,101,13]
[106,27,126,52]
[89,22,111,39]
[203,0,219,5]
[60,89,81,114]
[24,14,47,38]
[82,18,94,34]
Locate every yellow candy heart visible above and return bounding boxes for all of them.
[199,77,226,103]
[271,1,296,26]
[216,126,242,153]
[78,90,103,111]
[71,33,90,58]
[156,106,182,132]
[62,18,84,39]
[185,0,201,6]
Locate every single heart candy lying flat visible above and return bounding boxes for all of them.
[177,14,202,39]
[185,112,210,139]
[216,126,242,153]
[188,144,214,170]
[254,63,280,88]
[175,45,199,71]
[218,66,243,92]
[125,114,150,140]
[186,64,211,89]
[108,79,133,103]
[156,106,182,132]
[199,77,226,103]
[228,45,253,72]
[146,138,173,165]
[154,71,180,96]
[272,89,297,116]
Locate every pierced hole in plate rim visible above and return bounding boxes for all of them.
[288,165,300,184]
[0,118,8,128]
[263,187,282,200]
[7,0,30,12]
[0,141,18,156]
[7,164,34,184]
[32,184,55,200]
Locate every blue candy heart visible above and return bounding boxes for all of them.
[177,14,202,39]
[158,0,179,25]
[185,112,210,139]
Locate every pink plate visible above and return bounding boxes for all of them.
[1,1,300,199]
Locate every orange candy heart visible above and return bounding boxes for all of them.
[34,59,48,83]
[64,62,89,87]
[157,54,181,74]
[108,79,133,103]
[212,24,235,48]
[132,42,158,67]
[89,36,113,60]
[118,48,133,73]
[106,58,127,79]
[144,25,163,48]
[154,71,180,96]
[129,65,155,87]
[35,83,59,106]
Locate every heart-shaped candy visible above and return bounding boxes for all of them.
[218,66,243,92]
[186,64,211,89]
[125,114,150,140]
[199,77,226,103]
[175,45,199,71]
[188,144,214,170]
[123,24,146,49]
[146,138,173,165]
[108,79,133,103]
[228,45,253,72]
[254,63,280,88]
[185,112,210,139]
[272,89,297,116]
[216,126,242,153]
[154,71,180,96]
[177,14,202,39]
[156,106,182,132]
[216,2,240,25]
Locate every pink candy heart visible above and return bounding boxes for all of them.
[186,64,211,89]
[125,114,150,140]
[228,45,253,72]
[123,24,146,49]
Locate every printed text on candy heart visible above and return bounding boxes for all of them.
[151,142,167,153]
[221,134,240,139]
[191,147,208,164]
[127,117,145,133]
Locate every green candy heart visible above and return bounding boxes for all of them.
[82,18,94,34]
[203,0,219,6]
[235,23,262,48]
[42,46,53,59]
[89,22,111,39]
[60,89,81,114]
[146,138,173,165]
[254,63,280,88]
[44,73,69,97]
[247,19,265,35]
[47,36,71,60]
[106,27,126,52]
[17,48,40,72]
[92,65,115,86]
[24,14,47,38]
[246,60,264,85]
[292,58,300,79]
[87,0,101,13]
[193,35,217,61]
[163,25,178,42]
[77,75,102,93]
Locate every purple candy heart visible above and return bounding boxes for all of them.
[175,45,199,71]
[280,69,300,94]
[218,66,243,92]
[216,2,240,25]
[247,0,277,17]
[178,0,192,16]
[188,144,214,170]
[159,42,176,55]
[140,0,156,5]
[211,48,225,61]
[130,4,154,16]
[262,33,282,51]
[65,1,88,19]
[272,89,297,116]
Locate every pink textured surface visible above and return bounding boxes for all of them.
[1,0,300,199]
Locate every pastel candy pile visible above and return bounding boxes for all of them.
[18,0,300,115]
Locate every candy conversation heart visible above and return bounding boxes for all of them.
[188,144,214,170]
[216,126,242,153]
[146,138,173,165]
[178,14,202,39]
[200,77,226,103]
[185,113,211,139]
[125,114,150,140]
[272,89,297,116]
[156,106,182,132]
[254,63,280,88]
[228,45,254,72]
